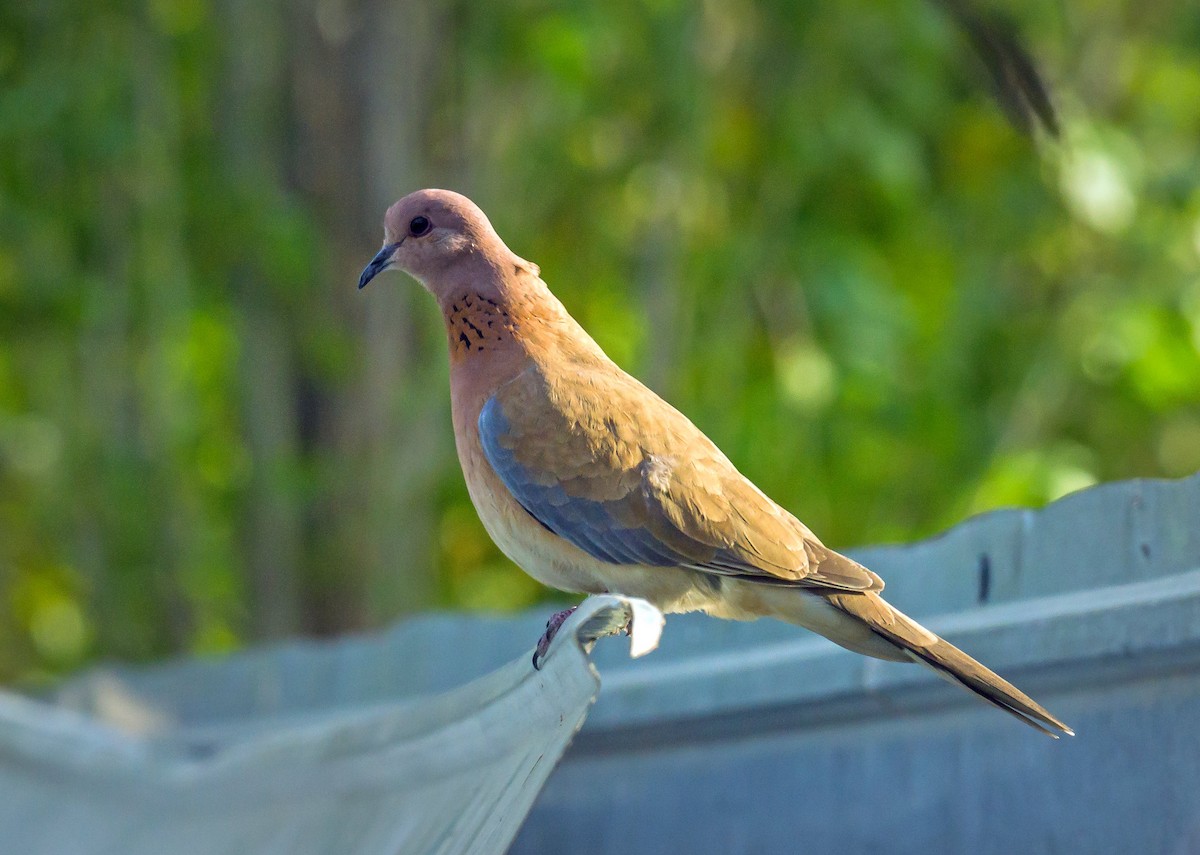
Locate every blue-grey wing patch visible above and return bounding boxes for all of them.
[478,395,685,567]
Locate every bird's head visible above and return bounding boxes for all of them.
[358,189,508,296]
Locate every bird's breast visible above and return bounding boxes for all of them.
[449,368,599,594]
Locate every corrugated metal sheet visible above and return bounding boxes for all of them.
[0,596,662,855]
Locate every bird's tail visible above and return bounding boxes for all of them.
[826,591,1074,738]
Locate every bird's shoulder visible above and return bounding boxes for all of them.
[490,351,718,466]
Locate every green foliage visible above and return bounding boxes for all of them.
[1,0,1198,683]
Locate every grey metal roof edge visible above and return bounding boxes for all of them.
[0,596,661,797]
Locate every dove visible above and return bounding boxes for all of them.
[358,189,1073,737]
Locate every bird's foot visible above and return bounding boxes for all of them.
[532,606,578,670]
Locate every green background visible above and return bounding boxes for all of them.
[2,0,1198,683]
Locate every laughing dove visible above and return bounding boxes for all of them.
[359,189,1073,738]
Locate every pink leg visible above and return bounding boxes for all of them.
[532,606,578,670]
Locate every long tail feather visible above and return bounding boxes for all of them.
[828,592,1074,738]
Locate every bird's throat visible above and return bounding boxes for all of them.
[443,292,514,362]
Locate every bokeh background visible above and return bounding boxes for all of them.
[1,0,1198,684]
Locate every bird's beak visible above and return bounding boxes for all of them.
[358,241,402,290]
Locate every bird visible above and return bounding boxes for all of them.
[358,189,1073,738]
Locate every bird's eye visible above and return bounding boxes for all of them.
[409,216,432,237]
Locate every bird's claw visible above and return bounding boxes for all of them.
[532,606,578,670]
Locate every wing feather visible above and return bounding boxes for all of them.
[478,365,882,593]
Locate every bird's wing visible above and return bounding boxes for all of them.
[478,364,882,592]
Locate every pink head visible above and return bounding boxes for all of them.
[358,189,513,297]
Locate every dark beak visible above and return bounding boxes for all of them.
[358,242,401,290]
